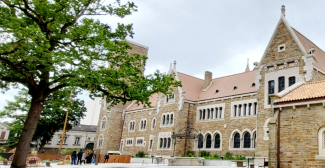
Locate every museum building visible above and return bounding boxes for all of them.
[95,7,325,167]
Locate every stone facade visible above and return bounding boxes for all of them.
[94,12,325,168]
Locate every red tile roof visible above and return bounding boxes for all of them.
[276,80,325,103]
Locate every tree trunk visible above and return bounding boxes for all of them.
[11,97,44,168]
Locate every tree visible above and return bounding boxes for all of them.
[0,0,181,167]
[0,88,86,150]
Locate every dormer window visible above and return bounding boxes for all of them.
[252,83,255,87]
[215,90,219,93]
[278,44,285,52]
[234,86,237,90]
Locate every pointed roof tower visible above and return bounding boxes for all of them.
[245,58,250,72]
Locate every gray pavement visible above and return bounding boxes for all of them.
[49,163,235,168]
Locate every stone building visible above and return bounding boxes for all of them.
[94,6,325,167]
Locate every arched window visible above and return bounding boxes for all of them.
[166,115,170,125]
[143,120,146,129]
[206,134,212,148]
[167,138,171,148]
[101,116,107,129]
[318,126,325,155]
[141,120,143,129]
[164,138,167,148]
[238,105,242,116]
[132,121,135,130]
[170,114,173,124]
[129,122,132,130]
[163,115,166,125]
[152,119,156,129]
[98,135,104,147]
[219,107,223,118]
[200,110,202,120]
[214,134,220,148]
[197,134,203,148]
[160,138,163,148]
[234,133,240,148]
[253,132,256,148]
[244,132,251,148]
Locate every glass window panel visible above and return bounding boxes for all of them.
[198,134,203,148]
[234,133,240,148]
[206,134,212,148]
[160,138,163,148]
[166,115,170,125]
[289,76,296,86]
[214,134,220,148]
[219,107,222,118]
[279,76,285,92]
[164,138,167,148]
[167,138,171,148]
[269,80,275,94]
[244,133,251,148]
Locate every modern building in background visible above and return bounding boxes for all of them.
[0,123,10,145]
[94,7,325,167]
[81,97,102,125]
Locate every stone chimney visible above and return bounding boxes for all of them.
[203,71,212,90]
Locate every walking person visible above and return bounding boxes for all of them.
[104,153,110,163]
[77,149,83,165]
[71,151,77,165]
[81,151,86,164]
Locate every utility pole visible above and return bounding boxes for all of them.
[57,90,73,159]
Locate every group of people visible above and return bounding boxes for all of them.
[71,150,95,165]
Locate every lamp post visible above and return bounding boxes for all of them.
[57,90,73,159]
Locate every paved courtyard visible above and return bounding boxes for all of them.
[49,163,235,168]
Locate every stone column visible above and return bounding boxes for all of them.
[236,105,239,117]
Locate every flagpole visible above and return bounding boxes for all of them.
[57,90,73,159]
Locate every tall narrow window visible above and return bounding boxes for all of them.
[268,80,275,104]
[279,76,285,92]
[141,121,144,129]
[166,115,170,125]
[219,107,222,118]
[144,120,146,129]
[200,110,202,120]
[234,133,240,148]
[210,108,214,119]
[163,115,166,125]
[254,102,257,115]
[214,134,220,148]
[160,138,163,148]
[248,103,252,115]
[203,109,206,120]
[207,109,210,119]
[170,114,173,124]
[150,140,153,149]
[234,105,237,117]
[152,119,156,129]
[244,132,251,148]
[164,138,167,148]
[238,105,242,116]
[167,138,171,148]
[244,104,247,116]
[206,134,212,148]
[197,134,203,148]
[253,133,256,148]
[289,76,296,86]
[215,108,219,119]
[129,122,132,130]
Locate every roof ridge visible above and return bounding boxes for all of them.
[291,27,325,54]
[177,72,204,81]
[212,70,254,80]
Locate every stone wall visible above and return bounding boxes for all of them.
[269,104,325,167]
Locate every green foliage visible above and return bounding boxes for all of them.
[234,155,246,160]
[0,156,7,161]
[113,153,120,155]
[199,151,210,157]
[0,146,5,153]
[135,151,146,158]
[213,154,221,159]
[0,88,86,148]
[224,151,234,160]
[186,151,196,157]
[61,148,79,154]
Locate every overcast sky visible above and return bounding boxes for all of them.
[1,0,325,110]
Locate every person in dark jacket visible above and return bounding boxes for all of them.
[104,153,110,163]
[77,150,83,165]
[71,151,77,165]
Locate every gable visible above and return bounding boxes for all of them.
[262,21,304,65]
